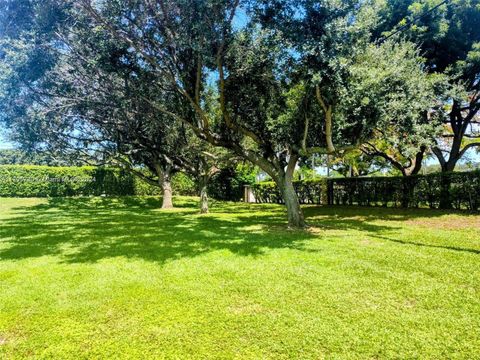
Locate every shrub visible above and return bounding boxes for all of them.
[171,172,197,196]
[0,165,102,197]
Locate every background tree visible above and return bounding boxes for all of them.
[184,144,238,214]
[351,39,447,177]
[0,149,78,166]
[372,0,480,172]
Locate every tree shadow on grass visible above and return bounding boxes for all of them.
[369,234,480,255]
[303,206,480,255]
[0,197,321,264]
[0,197,477,265]
[302,205,478,222]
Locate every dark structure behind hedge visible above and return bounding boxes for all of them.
[252,171,480,210]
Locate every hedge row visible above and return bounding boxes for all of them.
[252,179,328,204]
[0,165,195,197]
[252,171,480,211]
[327,171,480,210]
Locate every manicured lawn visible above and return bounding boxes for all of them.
[0,197,479,359]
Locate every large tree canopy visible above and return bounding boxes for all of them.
[0,0,448,226]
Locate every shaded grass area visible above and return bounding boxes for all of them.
[0,196,479,359]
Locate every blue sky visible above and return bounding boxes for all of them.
[0,126,13,149]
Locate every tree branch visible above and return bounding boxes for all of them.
[315,85,335,153]
[459,142,480,158]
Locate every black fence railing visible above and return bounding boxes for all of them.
[252,171,480,211]
[327,171,480,210]
[252,179,328,205]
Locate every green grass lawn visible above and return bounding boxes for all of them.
[0,197,479,359]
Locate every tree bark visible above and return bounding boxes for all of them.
[158,165,173,209]
[433,101,476,175]
[274,155,305,228]
[279,177,305,228]
[406,146,426,176]
[199,175,209,214]
[439,174,452,209]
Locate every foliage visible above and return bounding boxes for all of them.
[171,173,197,197]
[0,165,132,197]
[132,172,197,197]
[294,165,321,181]
[372,0,480,171]
[0,0,197,207]
[330,149,389,177]
[0,197,479,358]
[351,41,448,175]
[208,164,257,201]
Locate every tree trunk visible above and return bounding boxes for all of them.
[159,166,173,209]
[439,173,452,209]
[285,184,304,227]
[436,155,457,210]
[199,176,209,214]
[241,151,305,228]
[405,145,426,176]
[273,155,305,228]
[278,176,305,228]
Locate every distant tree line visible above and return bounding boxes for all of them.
[0,149,79,166]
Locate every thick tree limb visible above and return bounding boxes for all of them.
[315,85,335,153]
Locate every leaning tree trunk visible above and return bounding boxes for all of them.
[280,177,305,228]
[158,165,173,209]
[244,151,305,228]
[199,175,209,214]
[274,157,305,228]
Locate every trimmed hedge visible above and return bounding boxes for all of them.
[0,165,196,197]
[252,179,328,204]
[327,171,480,210]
